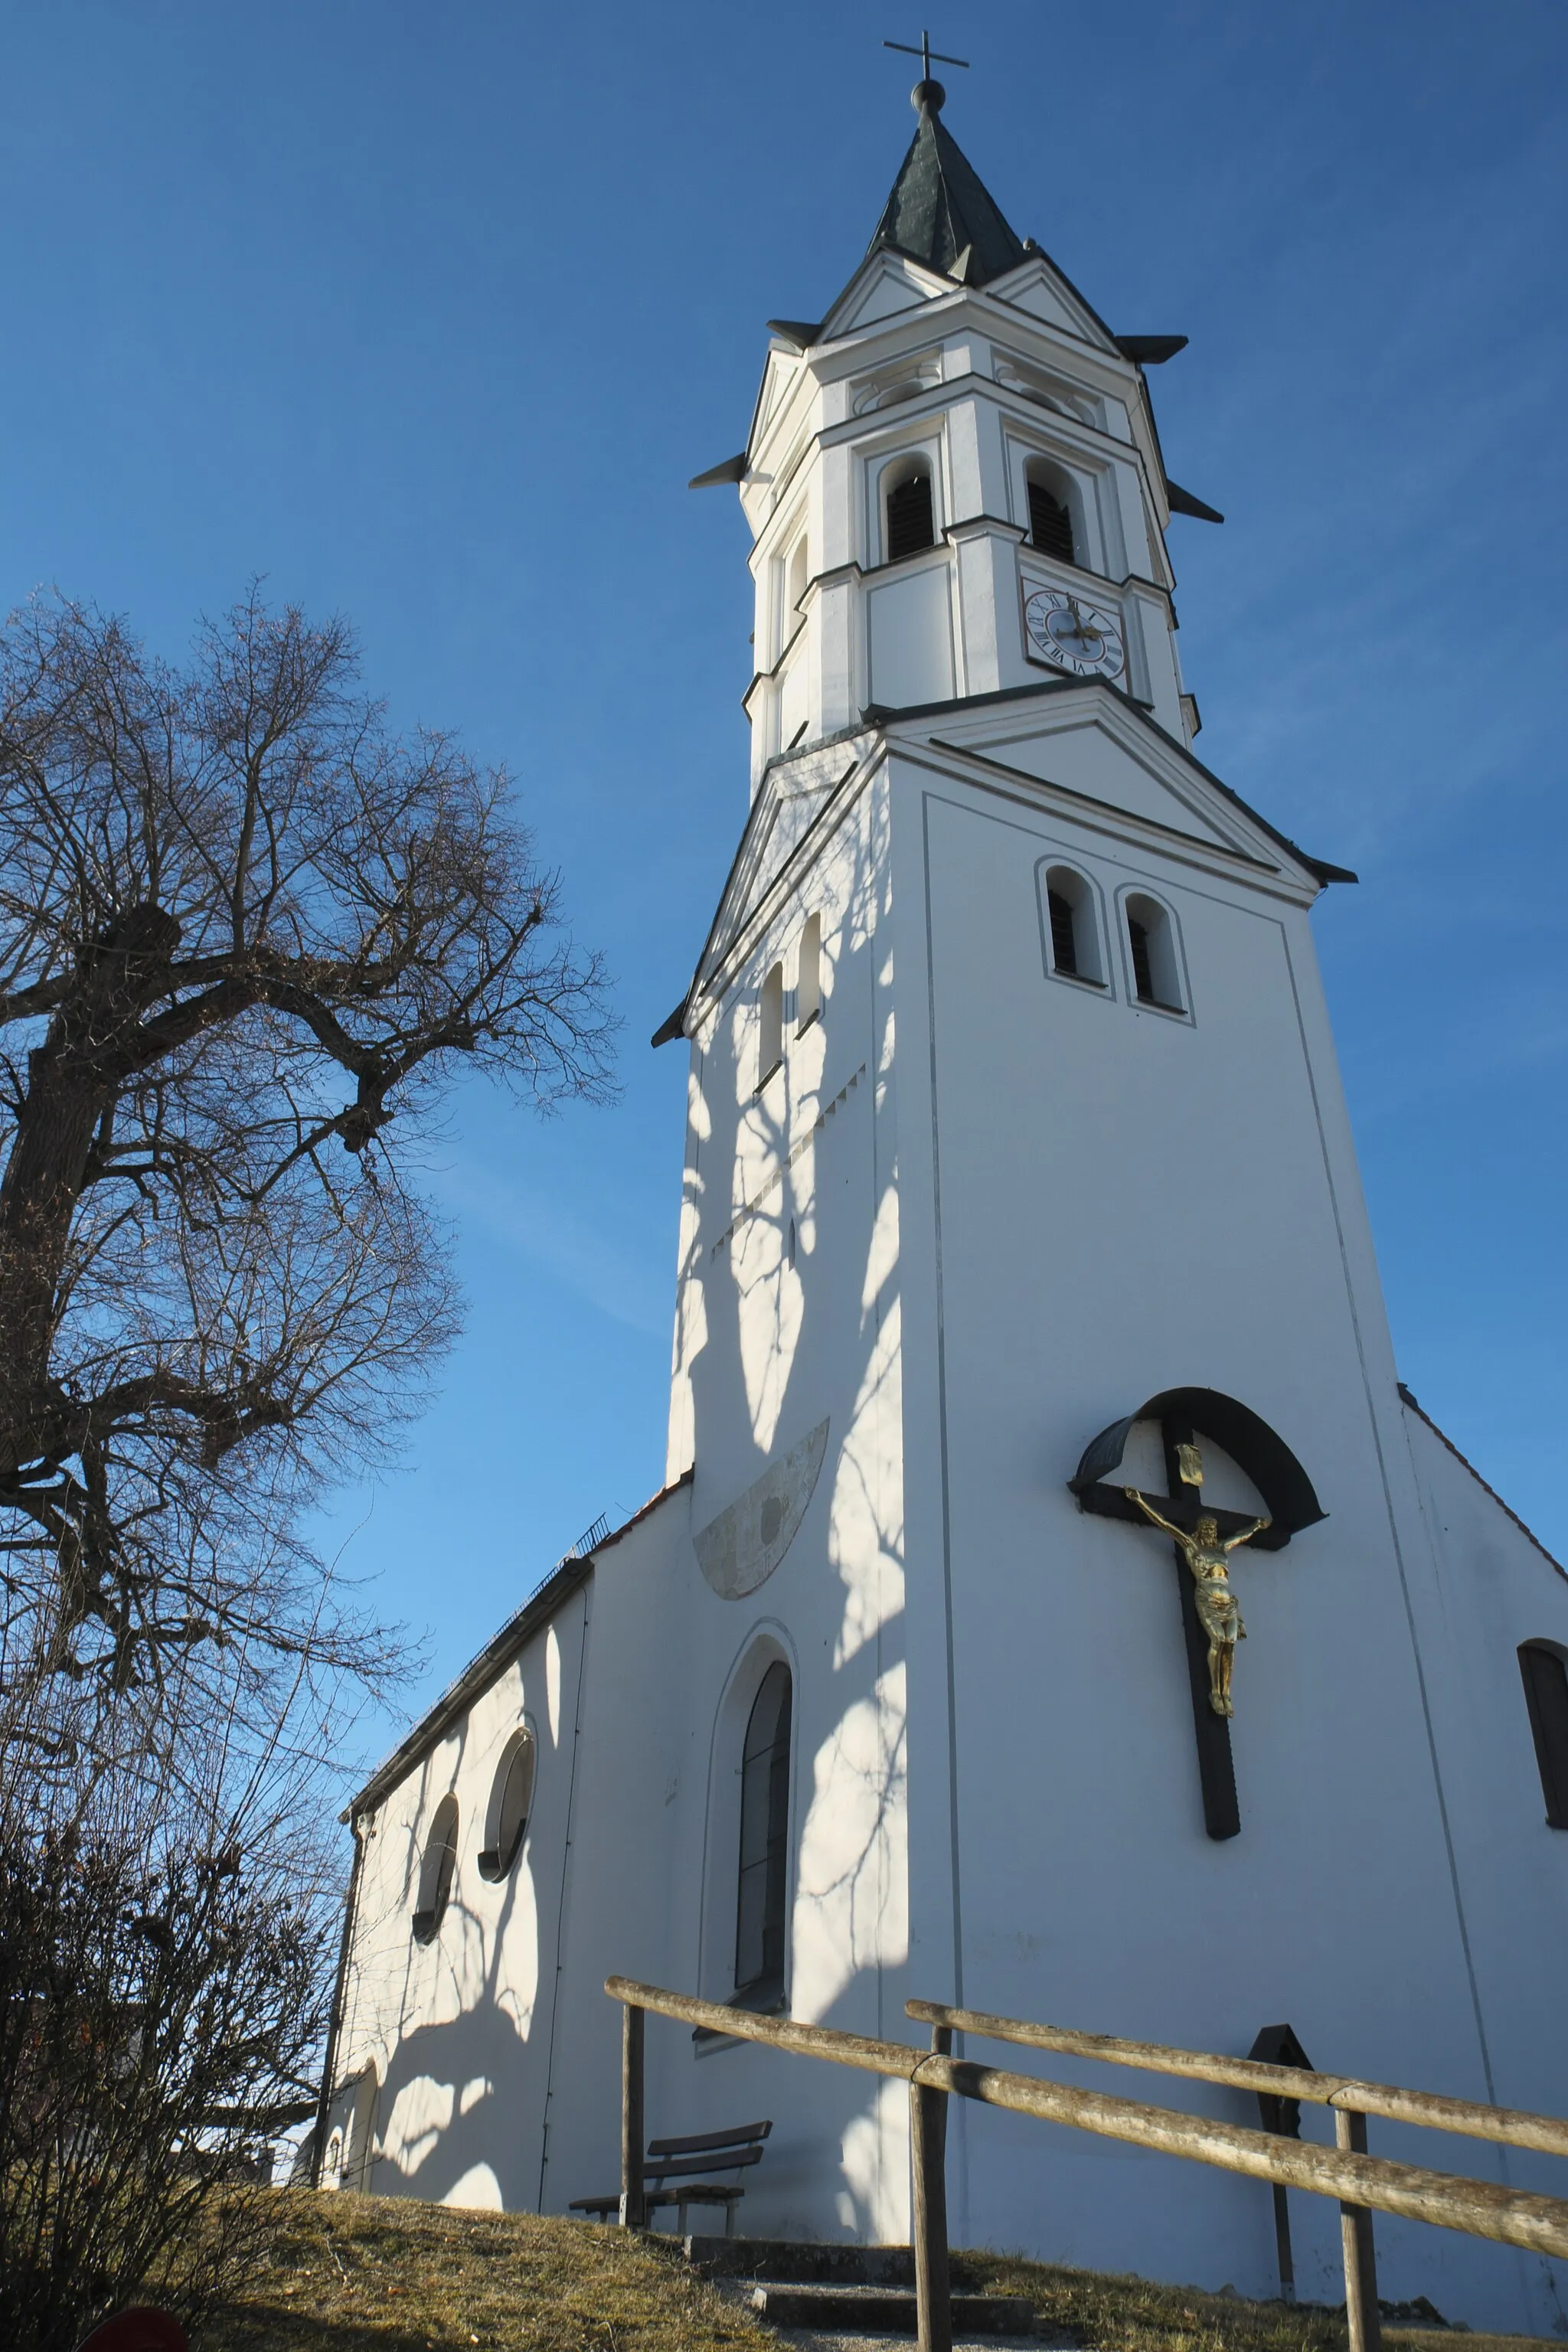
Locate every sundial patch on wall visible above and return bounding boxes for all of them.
[694,1419,831,1599]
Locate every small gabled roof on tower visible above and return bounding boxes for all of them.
[868,76,1026,286]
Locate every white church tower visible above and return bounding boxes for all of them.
[322,74,1568,2334]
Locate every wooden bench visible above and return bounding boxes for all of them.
[571,2118,771,2236]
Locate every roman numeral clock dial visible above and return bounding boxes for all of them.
[1024,587,1125,680]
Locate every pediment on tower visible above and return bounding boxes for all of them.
[821,247,955,340]
[749,346,802,452]
[691,737,873,1004]
[906,688,1340,893]
[982,251,1122,354]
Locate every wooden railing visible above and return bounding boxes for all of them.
[605,1977,1568,2352]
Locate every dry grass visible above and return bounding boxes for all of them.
[958,2254,1553,2352]
[198,2188,779,2352]
[196,2187,1562,2352]
[959,2252,1344,2352]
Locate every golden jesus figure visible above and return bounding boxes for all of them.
[1123,1488,1272,1717]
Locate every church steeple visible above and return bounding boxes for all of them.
[867,76,1027,286]
[710,67,1224,790]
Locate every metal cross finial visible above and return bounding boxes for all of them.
[884,28,970,80]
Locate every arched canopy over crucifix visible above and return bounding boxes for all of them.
[1070,1388,1325,1841]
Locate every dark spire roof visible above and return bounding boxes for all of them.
[867,78,1026,288]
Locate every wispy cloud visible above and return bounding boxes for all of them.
[433,1155,670,1339]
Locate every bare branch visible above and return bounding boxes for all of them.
[0,586,616,1717]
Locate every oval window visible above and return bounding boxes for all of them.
[479,1726,536,1879]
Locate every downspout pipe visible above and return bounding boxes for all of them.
[311,1809,368,2187]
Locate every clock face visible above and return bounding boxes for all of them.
[1023,587,1125,681]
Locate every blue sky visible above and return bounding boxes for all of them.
[2,1,1564,1761]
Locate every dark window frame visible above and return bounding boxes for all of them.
[1047,887,1080,976]
[1027,477,1076,566]
[478,1725,537,1880]
[412,1795,459,1943]
[1125,893,1185,1014]
[885,469,936,564]
[734,1660,792,2004]
[1519,1642,1568,1828]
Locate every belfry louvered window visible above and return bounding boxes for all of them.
[886,469,935,562]
[735,1661,792,2000]
[1028,479,1076,565]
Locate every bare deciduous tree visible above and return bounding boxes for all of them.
[0,1664,345,2352]
[0,586,614,1733]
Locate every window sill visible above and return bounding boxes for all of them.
[863,544,948,579]
[755,1059,782,1093]
[1050,970,1107,989]
[1134,995,1186,1018]
[795,1008,821,1039]
[476,1839,526,1882]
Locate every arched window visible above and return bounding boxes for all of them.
[479,1726,536,1878]
[1125,892,1184,1013]
[884,462,935,563]
[796,913,822,1033]
[1519,1642,1568,1828]
[412,1794,459,1942]
[1024,458,1079,568]
[735,1660,792,2002]
[345,2063,380,2192]
[1044,865,1103,985]
[786,534,808,635]
[758,963,784,1089]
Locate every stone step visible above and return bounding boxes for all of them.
[684,2236,920,2285]
[747,2281,1039,2335]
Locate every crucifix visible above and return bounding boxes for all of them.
[1124,1449,1270,1725]
[1070,1392,1321,1841]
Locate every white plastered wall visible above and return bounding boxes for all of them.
[884,724,1568,2333]
[328,1591,588,2212]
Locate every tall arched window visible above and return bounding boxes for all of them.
[413,1794,459,1942]
[758,963,784,1089]
[1125,893,1184,1013]
[735,1661,792,2003]
[884,464,935,563]
[1519,1642,1568,1828]
[796,913,822,1033]
[786,534,808,635]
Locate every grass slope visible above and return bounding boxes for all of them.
[200,2188,1550,2352]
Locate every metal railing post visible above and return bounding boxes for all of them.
[619,2001,645,2229]
[912,2022,953,2352]
[1337,2107,1382,2352]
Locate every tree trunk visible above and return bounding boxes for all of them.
[0,907,180,1467]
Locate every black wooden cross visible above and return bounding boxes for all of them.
[1070,1387,1325,1844]
[884,29,970,82]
